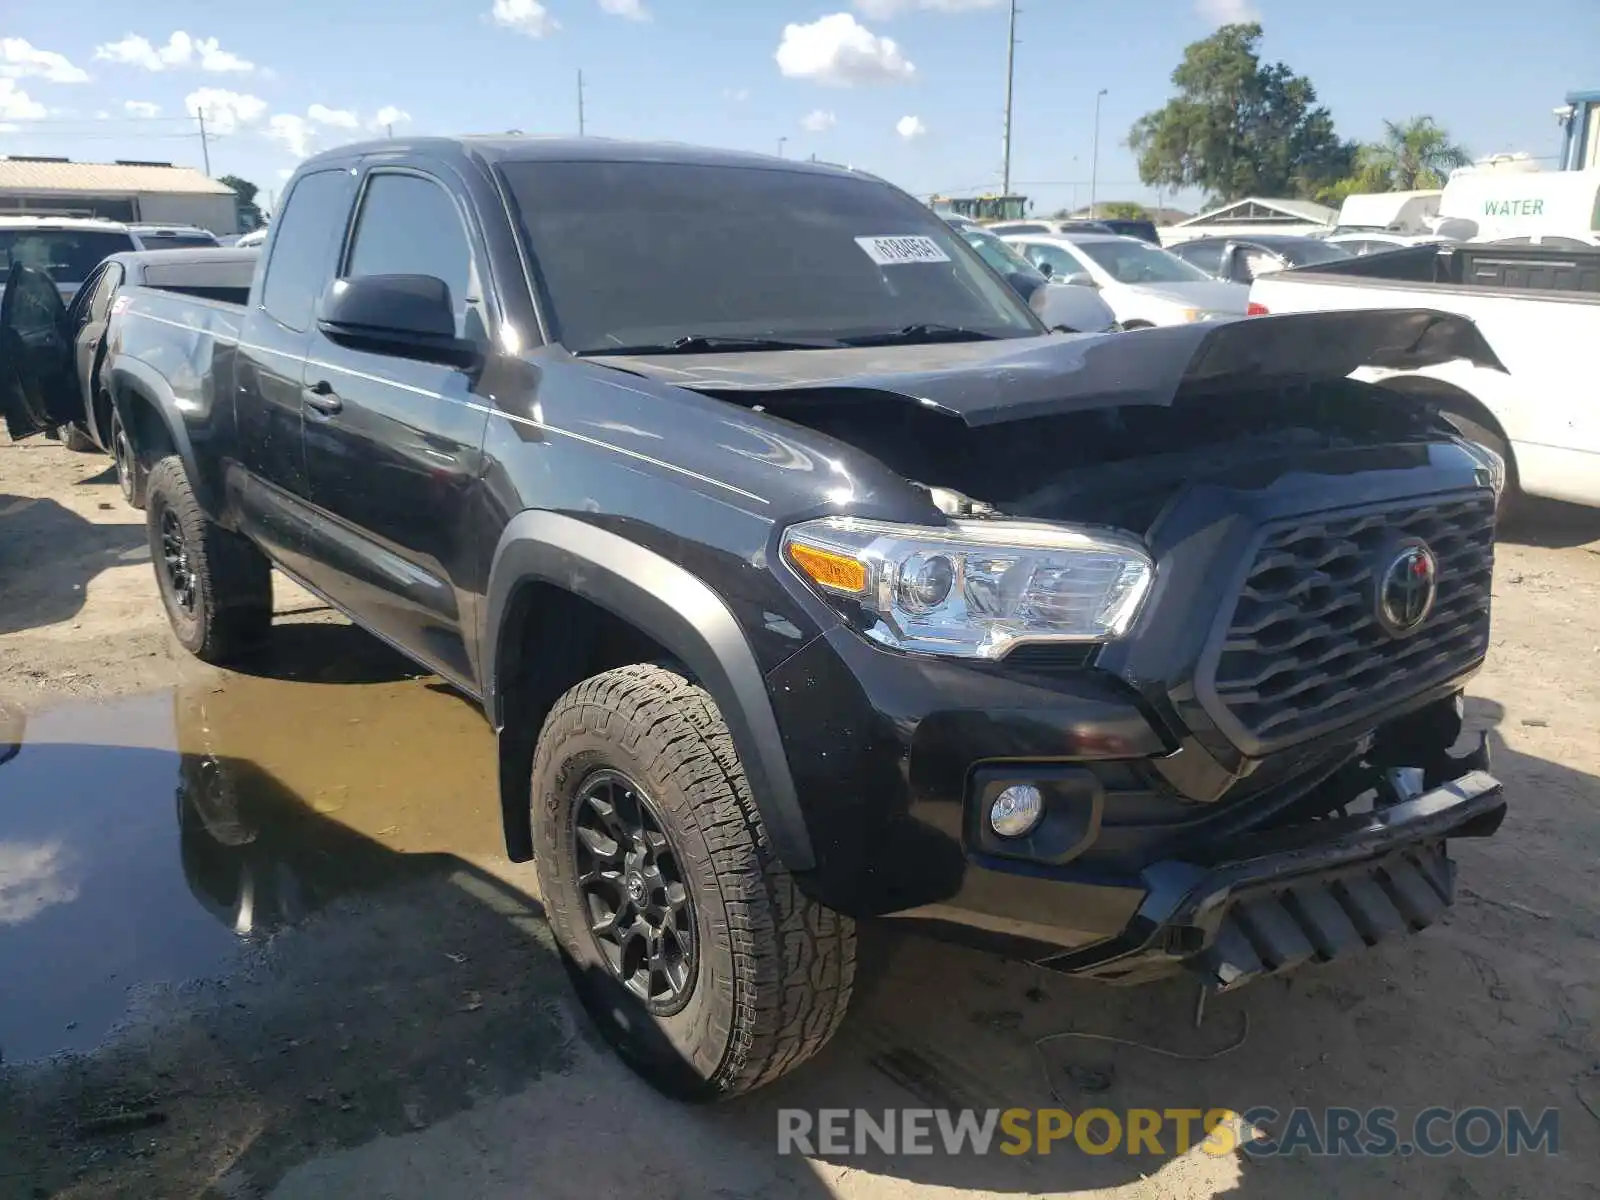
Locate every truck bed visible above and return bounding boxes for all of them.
[1275,241,1600,298]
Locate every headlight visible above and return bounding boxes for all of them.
[781,516,1154,659]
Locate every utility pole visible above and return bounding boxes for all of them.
[777,136,787,158]
[196,107,211,176]
[577,69,586,136]
[1001,0,1018,195]
[1090,87,1107,219]
[386,123,394,138]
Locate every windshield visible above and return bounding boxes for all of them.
[498,161,1042,353]
[1073,238,1214,285]
[0,230,136,285]
[961,229,1045,282]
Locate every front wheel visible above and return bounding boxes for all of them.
[532,663,856,1100]
[145,456,273,663]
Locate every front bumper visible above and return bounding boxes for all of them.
[1036,768,1505,988]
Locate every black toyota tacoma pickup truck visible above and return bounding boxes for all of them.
[2,138,1509,1099]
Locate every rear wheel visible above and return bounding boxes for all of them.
[110,404,144,508]
[532,663,855,1100]
[146,456,272,663]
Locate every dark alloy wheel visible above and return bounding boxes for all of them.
[159,507,198,616]
[572,769,697,1014]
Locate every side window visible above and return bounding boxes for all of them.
[1179,242,1224,275]
[1240,248,1284,281]
[1022,243,1078,279]
[260,169,353,333]
[87,264,123,322]
[344,173,482,343]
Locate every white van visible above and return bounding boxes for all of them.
[1438,168,1600,241]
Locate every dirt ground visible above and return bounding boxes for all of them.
[2,437,1598,1200]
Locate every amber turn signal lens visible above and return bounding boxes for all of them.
[787,542,867,594]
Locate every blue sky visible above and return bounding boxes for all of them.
[3,0,1597,216]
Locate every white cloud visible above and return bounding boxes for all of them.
[93,110,110,120]
[855,0,1002,16]
[308,103,360,129]
[0,79,47,121]
[599,0,650,19]
[896,114,927,139]
[1196,0,1260,23]
[123,99,162,117]
[94,32,255,74]
[801,108,837,132]
[0,841,80,927]
[372,105,412,130]
[776,14,915,87]
[1,38,90,84]
[185,87,267,133]
[276,167,295,180]
[267,113,316,158]
[491,0,560,37]
[721,87,750,103]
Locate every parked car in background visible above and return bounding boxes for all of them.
[1249,240,1600,511]
[987,218,1114,237]
[0,217,224,305]
[954,224,1118,332]
[1168,234,1353,284]
[0,248,257,486]
[1095,217,1161,244]
[1325,232,1446,256]
[126,224,221,251]
[234,226,269,248]
[1003,232,1249,327]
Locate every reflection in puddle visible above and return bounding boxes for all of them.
[0,669,500,1063]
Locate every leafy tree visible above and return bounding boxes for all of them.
[1095,201,1150,220]
[1367,116,1472,190]
[218,173,263,230]
[1127,23,1353,203]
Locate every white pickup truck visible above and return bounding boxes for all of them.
[1249,242,1600,509]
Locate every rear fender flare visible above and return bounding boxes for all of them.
[106,358,210,511]
[483,510,815,872]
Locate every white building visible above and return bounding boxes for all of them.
[1159,197,1338,246]
[0,158,240,235]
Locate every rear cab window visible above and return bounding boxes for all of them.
[259,169,356,332]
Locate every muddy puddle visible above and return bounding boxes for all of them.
[0,655,501,1064]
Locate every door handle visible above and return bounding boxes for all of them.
[303,380,343,416]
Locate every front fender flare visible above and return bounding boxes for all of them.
[483,511,815,872]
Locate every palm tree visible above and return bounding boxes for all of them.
[1371,117,1472,190]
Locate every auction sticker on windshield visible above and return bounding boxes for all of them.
[856,236,952,266]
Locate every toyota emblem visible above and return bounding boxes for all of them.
[1377,541,1438,636]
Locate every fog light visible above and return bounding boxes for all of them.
[989,784,1044,838]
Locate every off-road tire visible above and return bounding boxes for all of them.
[532,662,856,1100]
[145,456,272,663]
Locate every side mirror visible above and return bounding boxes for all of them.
[316,274,481,369]
[1063,271,1097,288]
[1002,271,1044,306]
[1035,260,1055,279]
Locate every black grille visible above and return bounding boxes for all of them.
[1203,494,1495,750]
[1002,642,1099,674]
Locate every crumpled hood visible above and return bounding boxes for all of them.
[592,309,1506,427]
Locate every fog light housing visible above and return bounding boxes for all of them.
[989,784,1044,838]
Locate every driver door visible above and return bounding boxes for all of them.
[1,264,83,440]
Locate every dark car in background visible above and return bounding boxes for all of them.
[1168,234,1353,284]
[1095,218,1161,244]
[0,248,257,490]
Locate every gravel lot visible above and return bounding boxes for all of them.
[2,437,1598,1199]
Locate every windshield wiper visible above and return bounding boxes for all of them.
[580,333,845,356]
[838,323,1004,347]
